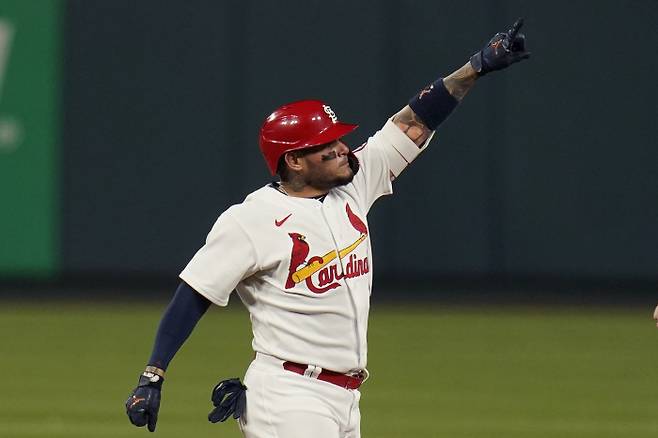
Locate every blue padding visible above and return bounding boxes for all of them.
[408,78,459,131]
[147,281,212,370]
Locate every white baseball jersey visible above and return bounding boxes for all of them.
[180,119,434,373]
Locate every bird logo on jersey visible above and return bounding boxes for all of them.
[285,203,369,294]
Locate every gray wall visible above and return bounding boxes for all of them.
[63,0,658,281]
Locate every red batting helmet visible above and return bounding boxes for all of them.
[259,100,358,175]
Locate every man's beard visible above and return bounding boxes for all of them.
[306,169,355,192]
[331,172,355,188]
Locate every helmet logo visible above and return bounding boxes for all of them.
[322,105,338,123]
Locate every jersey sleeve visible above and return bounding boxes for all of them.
[179,209,259,307]
[352,119,435,211]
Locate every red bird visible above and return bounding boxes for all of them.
[286,233,309,289]
[345,203,368,235]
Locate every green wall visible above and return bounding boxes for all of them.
[0,1,60,276]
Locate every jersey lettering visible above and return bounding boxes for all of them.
[285,202,368,294]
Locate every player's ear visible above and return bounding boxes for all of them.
[283,151,304,172]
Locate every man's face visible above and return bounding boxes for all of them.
[296,140,355,191]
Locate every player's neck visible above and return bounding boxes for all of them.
[279,181,329,198]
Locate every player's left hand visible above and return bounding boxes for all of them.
[470,18,531,76]
[653,305,658,327]
[126,373,163,432]
[208,377,247,423]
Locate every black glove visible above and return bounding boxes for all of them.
[208,378,247,423]
[126,372,163,432]
[470,18,531,76]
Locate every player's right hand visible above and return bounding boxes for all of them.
[126,372,163,432]
[469,17,531,76]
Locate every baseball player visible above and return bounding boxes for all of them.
[126,19,530,437]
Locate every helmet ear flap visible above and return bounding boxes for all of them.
[347,151,360,175]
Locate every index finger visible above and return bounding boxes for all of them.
[507,17,524,39]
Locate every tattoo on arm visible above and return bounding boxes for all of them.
[393,62,478,146]
[392,106,431,147]
[442,62,478,101]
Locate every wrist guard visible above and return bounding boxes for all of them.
[408,78,458,131]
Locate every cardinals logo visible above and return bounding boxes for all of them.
[285,202,369,294]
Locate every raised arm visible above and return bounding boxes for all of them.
[393,18,530,146]
[392,62,478,146]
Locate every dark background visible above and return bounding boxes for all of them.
[53,0,657,296]
[3,5,657,437]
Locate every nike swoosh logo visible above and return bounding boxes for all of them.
[275,213,292,227]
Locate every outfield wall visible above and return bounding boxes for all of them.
[1,1,657,285]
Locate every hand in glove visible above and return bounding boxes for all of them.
[470,18,531,76]
[126,371,163,432]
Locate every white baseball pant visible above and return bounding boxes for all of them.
[238,353,362,438]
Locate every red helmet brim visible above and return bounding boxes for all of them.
[301,122,359,149]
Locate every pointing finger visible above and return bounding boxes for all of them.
[507,17,524,40]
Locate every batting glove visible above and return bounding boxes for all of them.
[470,17,531,76]
[126,372,163,432]
[208,378,247,423]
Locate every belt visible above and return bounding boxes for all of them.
[282,361,365,390]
